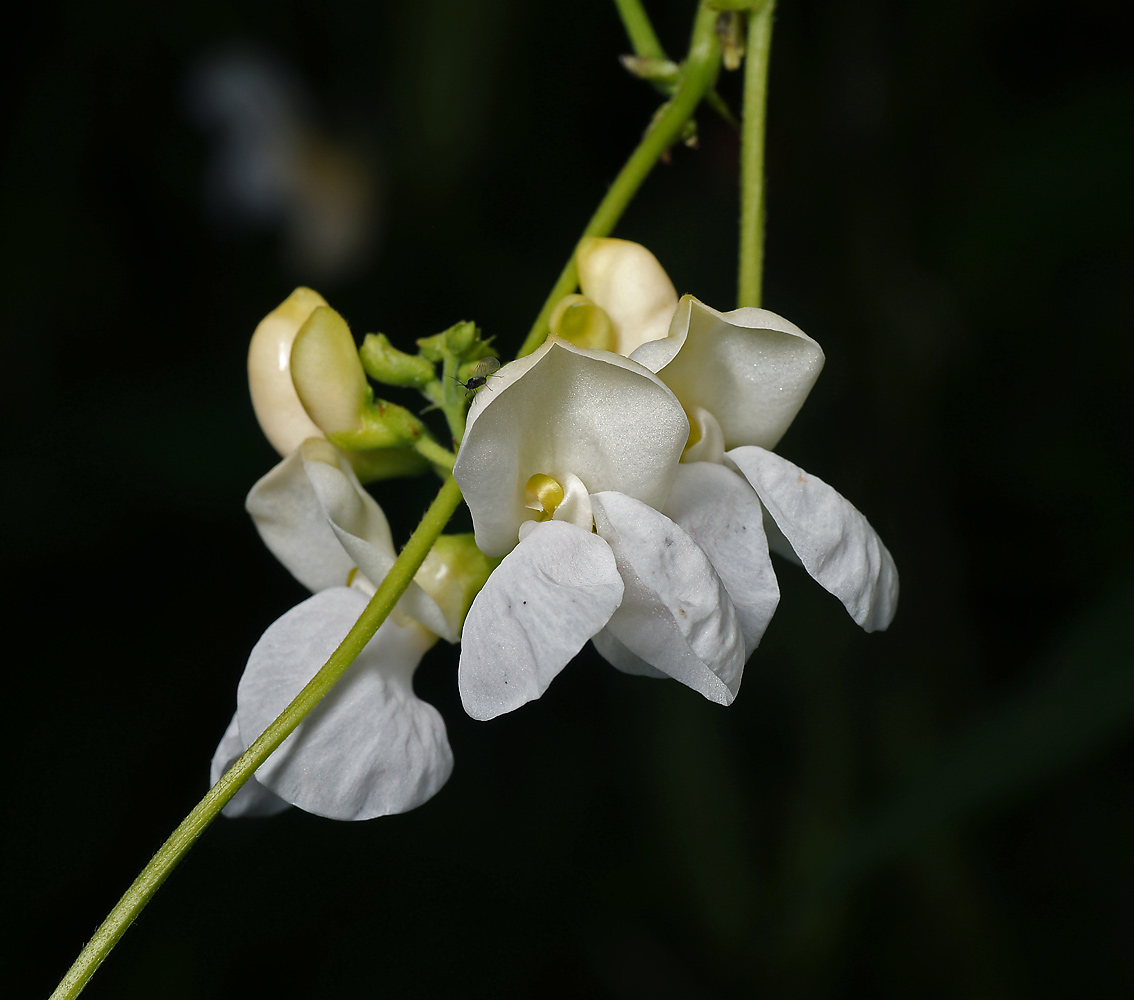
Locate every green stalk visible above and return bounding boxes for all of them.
[415,434,457,471]
[737,0,775,308]
[613,0,667,60]
[517,4,722,357]
[49,477,465,1000]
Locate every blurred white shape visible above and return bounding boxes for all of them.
[185,44,380,282]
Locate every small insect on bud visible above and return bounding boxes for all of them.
[454,357,501,400]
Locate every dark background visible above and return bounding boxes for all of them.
[6,1,1132,997]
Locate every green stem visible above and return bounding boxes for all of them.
[615,0,739,129]
[517,4,722,357]
[415,434,456,471]
[49,476,465,1000]
[737,0,775,308]
[613,0,666,60]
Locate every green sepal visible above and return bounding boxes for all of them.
[325,393,426,451]
[346,447,431,484]
[359,333,436,387]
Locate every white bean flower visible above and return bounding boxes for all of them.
[212,438,462,820]
[218,283,472,820]
[453,336,755,720]
[559,238,898,640]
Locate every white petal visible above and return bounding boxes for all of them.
[727,446,898,631]
[551,471,594,533]
[237,588,451,820]
[663,462,780,658]
[458,521,624,720]
[210,713,291,819]
[246,442,358,594]
[591,628,667,679]
[591,491,746,705]
[575,237,679,355]
[454,337,688,558]
[681,406,726,465]
[632,295,825,450]
[247,438,455,640]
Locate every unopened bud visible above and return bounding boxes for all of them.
[417,320,483,363]
[247,287,329,456]
[576,237,678,355]
[291,306,425,450]
[359,333,436,387]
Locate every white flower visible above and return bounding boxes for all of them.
[570,238,898,639]
[211,438,458,820]
[452,336,751,720]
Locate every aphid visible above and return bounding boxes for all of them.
[454,357,501,400]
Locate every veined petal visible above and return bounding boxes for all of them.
[591,491,746,705]
[727,446,898,632]
[458,520,624,721]
[210,713,291,819]
[663,462,780,659]
[632,295,825,451]
[247,438,455,640]
[237,588,451,820]
[576,237,678,355]
[454,337,688,558]
[246,440,371,594]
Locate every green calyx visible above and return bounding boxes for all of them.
[325,397,425,451]
[416,320,494,364]
[415,321,499,445]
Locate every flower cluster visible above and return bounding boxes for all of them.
[213,291,479,820]
[215,241,897,821]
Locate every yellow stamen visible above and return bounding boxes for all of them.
[525,473,566,521]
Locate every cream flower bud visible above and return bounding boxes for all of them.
[291,306,424,450]
[290,305,370,435]
[575,237,678,355]
[248,287,329,456]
